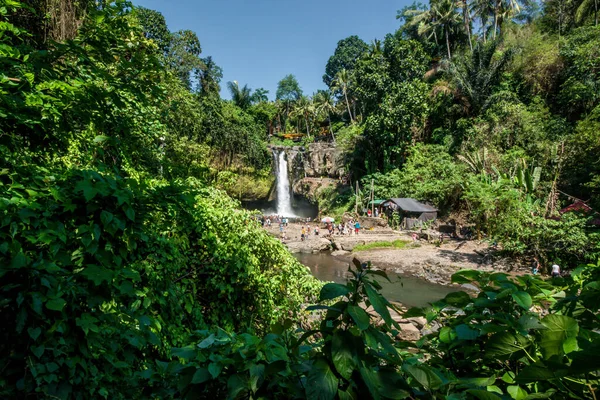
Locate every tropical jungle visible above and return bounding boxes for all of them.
[0,0,599,398]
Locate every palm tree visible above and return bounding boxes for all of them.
[295,96,314,137]
[332,69,354,123]
[402,0,463,59]
[492,0,522,39]
[576,0,599,25]
[314,90,337,142]
[447,40,516,114]
[252,88,269,103]
[461,0,473,50]
[369,39,383,56]
[227,81,252,109]
[471,0,494,42]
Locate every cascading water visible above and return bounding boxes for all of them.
[274,149,296,217]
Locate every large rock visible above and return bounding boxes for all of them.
[406,317,427,329]
[270,143,346,181]
[396,323,421,341]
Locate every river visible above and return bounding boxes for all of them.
[294,252,458,308]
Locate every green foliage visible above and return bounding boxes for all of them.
[0,0,167,175]
[0,167,320,397]
[227,81,253,109]
[353,240,409,252]
[558,26,600,119]
[323,35,369,87]
[276,74,303,102]
[160,260,600,399]
[364,144,466,210]
[167,29,203,89]
[135,6,171,53]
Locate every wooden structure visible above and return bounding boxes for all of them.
[381,198,438,229]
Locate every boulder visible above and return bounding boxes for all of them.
[396,323,421,341]
[331,250,350,257]
[407,317,427,329]
[421,321,441,336]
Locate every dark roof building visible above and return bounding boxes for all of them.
[383,198,437,213]
[381,198,438,228]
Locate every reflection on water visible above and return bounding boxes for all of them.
[295,252,458,308]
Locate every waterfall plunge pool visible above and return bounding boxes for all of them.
[294,252,459,308]
[241,149,318,219]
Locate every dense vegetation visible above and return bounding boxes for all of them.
[1,0,599,398]
[316,0,600,268]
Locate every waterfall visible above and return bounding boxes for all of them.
[274,149,296,217]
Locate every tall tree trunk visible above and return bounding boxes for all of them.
[305,115,310,137]
[344,90,354,123]
[445,26,452,59]
[493,1,499,39]
[595,0,598,26]
[482,19,487,43]
[463,0,473,51]
[328,112,335,143]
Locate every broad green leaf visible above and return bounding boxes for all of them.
[466,389,502,399]
[306,358,338,400]
[502,371,515,383]
[451,270,482,284]
[457,376,496,388]
[444,291,471,307]
[31,345,45,358]
[517,314,544,331]
[227,374,247,398]
[249,363,264,392]
[347,305,370,331]
[485,332,530,359]
[100,210,113,226]
[455,324,479,340]
[191,367,210,384]
[515,363,566,383]
[46,298,66,311]
[28,327,41,341]
[539,315,579,360]
[10,252,27,269]
[364,283,393,327]
[319,283,349,301]
[93,135,109,143]
[80,265,113,286]
[332,331,356,380]
[198,334,215,349]
[402,363,442,391]
[208,362,222,378]
[171,346,196,360]
[439,326,456,343]
[358,366,381,400]
[507,385,527,400]
[124,206,135,221]
[511,291,532,309]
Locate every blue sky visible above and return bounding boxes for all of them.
[132,0,411,100]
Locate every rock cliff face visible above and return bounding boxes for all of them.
[269,143,346,185]
[269,143,346,202]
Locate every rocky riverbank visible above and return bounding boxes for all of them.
[265,221,526,286]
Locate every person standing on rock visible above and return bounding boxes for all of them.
[531,257,540,275]
[551,263,561,277]
[354,221,360,235]
[367,209,372,217]
[315,226,319,236]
